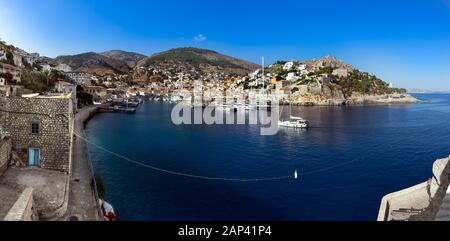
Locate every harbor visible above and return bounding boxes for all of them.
[85,94,450,220]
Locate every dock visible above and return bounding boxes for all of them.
[98,106,136,114]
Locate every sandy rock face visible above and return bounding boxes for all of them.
[347,92,420,105]
[290,83,420,106]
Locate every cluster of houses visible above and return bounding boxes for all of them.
[0,62,21,85]
[125,57,357,104]
[230,56,356,102]
[0,45,26,85]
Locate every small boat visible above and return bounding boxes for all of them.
[294,169,298,179]
[100,199,116,221]
[278,116,308,128]
[93,101,102,105]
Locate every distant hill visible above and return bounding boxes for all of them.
[52,52,132,75]
[407,88,450,94]
[100,50,146,68]
[136,47,259,76]
[46,48,259,77]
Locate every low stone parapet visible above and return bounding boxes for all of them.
[377,156,450,221]
[0,137,11,177]
[3,187,36,221]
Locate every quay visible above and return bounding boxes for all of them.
[98,106,136,114]
[63,105,103,221]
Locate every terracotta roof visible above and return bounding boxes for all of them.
[0,62,20,71]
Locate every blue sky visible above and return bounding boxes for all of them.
[1,0,449,90]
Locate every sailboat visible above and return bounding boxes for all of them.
[278,89,308,129]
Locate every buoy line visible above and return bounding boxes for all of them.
[75,116,450,181]
[74,132,294,182]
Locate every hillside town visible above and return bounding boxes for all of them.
[1,39,419,112]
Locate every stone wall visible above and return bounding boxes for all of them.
[377,156,450,221]
[1,97,74,172]
[0,137,11,177]
[3,188,37,221]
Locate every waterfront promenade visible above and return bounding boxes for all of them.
[64,106,100,221]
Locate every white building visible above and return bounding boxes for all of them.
[283,61,294,71]
[286,72,299,82]
[40,64,53,72]
[16,51,40,66]
[65,72,93,85]
[25,53,40,65]
[332,68,350,78]
[300,69,309,76]
[297,64,307,71]
[249,69,260,79]
[54,81,76,95]
[55,64,72,73]
[0,49,7,62]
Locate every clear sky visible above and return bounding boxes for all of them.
[1,0,449,90]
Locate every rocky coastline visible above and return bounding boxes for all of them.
[290,90,420,106]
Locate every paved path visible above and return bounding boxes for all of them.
[64,106,100,221]
[436,180,450,221]
[436,193,450,220]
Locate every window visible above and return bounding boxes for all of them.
[31,122,39,134]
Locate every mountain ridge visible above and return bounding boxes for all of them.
[52,52,132,75]
[50,47,259,77]
[100,50,146,68]
[137,47,260,76]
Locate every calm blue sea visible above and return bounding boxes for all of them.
[85,94,450,220]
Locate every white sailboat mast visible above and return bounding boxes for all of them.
[262,56,265,82]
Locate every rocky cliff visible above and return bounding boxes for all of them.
[247,56,420,105]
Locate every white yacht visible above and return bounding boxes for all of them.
[278,116,308,128]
